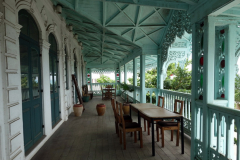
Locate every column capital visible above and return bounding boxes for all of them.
[40,40,51,50]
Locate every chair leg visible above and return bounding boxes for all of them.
[176,130,179,146]
[171,130,173,141]
[157,126,159,142]
[161,128,164,147]
[144,120,146,132]
[117,124,119,137]
[147,121,150,135]
[140,130,143,148]
[119,130,122,144]
[131,132,133,137]
[115,121,118,134]
[123,132,126,150]
[134,131,137,143]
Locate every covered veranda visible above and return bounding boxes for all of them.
[32,96,191,160]
[1,0,240,160]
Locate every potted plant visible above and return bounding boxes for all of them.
[120,83,134,114]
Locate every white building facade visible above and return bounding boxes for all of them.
[0,0,85,159]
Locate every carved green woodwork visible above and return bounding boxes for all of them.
[215,28,226,99]
[197,22,204,100]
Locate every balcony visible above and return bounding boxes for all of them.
[32,96,191,160]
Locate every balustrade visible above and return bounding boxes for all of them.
[208,104,240,160]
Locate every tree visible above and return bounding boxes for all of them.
[164,60,192,92]
[235,74,240,109]
[96,75,115,83]
[127,68,157,88]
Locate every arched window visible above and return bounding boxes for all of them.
[48,33,60,127]
[19,9,43,152]
[19,10,39,42]
[49,33,57,52]
[65,47,69,89]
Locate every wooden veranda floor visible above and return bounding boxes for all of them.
[32,96,191,160]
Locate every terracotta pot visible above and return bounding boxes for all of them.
[123,103,130,115]
[73,104,83,117]
[82,95,90,102]
[96,103,106,116]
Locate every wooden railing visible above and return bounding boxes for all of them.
[208,104,239,160]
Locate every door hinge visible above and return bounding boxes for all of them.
[38,89,43,92]
[58,86,60,88]
[57,60,59,63]
[59,111,61,113]
[42,125,44,128]
[39,54,42,57]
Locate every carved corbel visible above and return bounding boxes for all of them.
[41,5,48,27]
[46,23,57,35]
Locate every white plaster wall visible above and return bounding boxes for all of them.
[0,0,83,159]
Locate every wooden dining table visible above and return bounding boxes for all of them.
[102,88,115,99]
[130,103,184,156]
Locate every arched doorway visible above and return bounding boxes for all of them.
[74,53,78,103]
[19,10,43,152]
[48,33,60,127]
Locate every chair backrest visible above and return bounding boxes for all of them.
[157,96,165,108]
[106,85,112,88]
[174,99,184,115]
[118,102,125,129]
[111,98,117,118]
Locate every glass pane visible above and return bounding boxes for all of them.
[49,33,57,52]
[49,56,53,92]
[20,45,30,101]
[31,48,40,99]
[30,19,39,42]
[19,14,28,36]
[54,57,58,93]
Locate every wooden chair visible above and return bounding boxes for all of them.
[144,96,165,135]
[111,88,116,99]
[112,99,132,136]
[82,85,93,99]
[156,99,184,147]
[117,101,143,150]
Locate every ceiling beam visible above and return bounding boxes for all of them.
[103,0,189,10]
[134,6,141,42]
[177,0,197,5]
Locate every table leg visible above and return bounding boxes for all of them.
[181,117,184,154]
[130,105,132,118]
[151,119,155,156]
[138,111,141,140]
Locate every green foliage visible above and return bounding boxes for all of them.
[146,92,156,104]
[96,75,115,83]
[120,83,134,92]
[235,74,240,105]
[164,60,192,91]
[127,68,157,88]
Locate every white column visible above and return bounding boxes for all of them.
[190,22,198,160]
[203,16,215,158]
[40,40,52,135]
[58,50,67,121]
[124,64,127,83]
[226,24,236,109]
[140,54,146,103]
[133,58,137,101]
[226,24,236,159]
